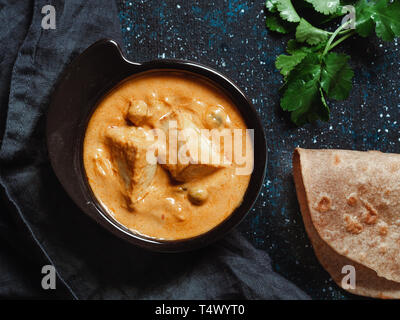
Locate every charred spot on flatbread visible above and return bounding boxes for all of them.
[344,214,363,234]
[346,193,358,206]
[314,196,332,213]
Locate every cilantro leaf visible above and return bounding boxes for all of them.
[296,18,329,45]
[265,0,297,34]
[372,0,400,41]
[355,0,375,37]
[304,0,341,15]
[282,79,329,125]
[320,52,354,100]
[282,78,319,112]
[285,52,322,82]
[356,0,400,41]
[286,39,325,54]
[280,53,330,125]
[269,0,400,126]
[286,39,304,54]
[276,40,325,77]
[276,0,300,23]
[266,13,294,34]
[266,0,279,12]
[276,51,308,76]
[279,51,353,125]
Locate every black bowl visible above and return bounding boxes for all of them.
[46,39,267,252]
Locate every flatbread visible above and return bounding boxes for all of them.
[293,148,400,299]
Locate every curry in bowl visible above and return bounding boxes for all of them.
[83,72,253,240]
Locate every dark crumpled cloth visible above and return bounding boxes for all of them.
[0,0,309,300]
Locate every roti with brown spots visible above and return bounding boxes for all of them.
[293,148,400,298]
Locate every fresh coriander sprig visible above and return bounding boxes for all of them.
[266,0,400,126]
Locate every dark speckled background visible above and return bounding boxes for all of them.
[116,0,400,300]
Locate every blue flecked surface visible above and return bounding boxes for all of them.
[117,0,400,300]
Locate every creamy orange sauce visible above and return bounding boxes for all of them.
[83,72,253,240]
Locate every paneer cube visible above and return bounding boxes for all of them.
[105,126,156,207]
[159,109,227,182]
[127,99,150,126]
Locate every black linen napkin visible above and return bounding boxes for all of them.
[0,0,309,300]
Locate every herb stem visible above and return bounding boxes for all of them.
[338,28,353,35]
[328,28,353,35]
[322,20,352,58]
[328,31,356,51]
